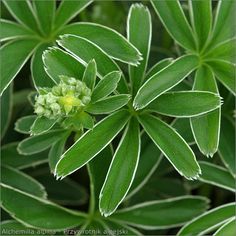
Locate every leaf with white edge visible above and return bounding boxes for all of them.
[59,22,142,65]
[17,129,66,155]
[30,116,58,135]
[189,0,212,50]
[1,84,12,139]
[128,3,151,95]
[214,217,236,236]
[55,110,130,179]
[57,35,128,93]
[99,118,140,217]
[0,19,34,42]
[126,135,162,200]
[82,59,97,90]
[205,38,236,64]
[3,0,39,33]
[0,39,39,95]
[151,0,196,50]
[0,184,86,230]
[191,66,220,157]
[133,55,199,110]
[1,143,47,170]
[138,114,201,180]
[218,117,235,177]
[146,91,221,118]
[15,115,37,134]
[87,95,130,115]
[92,71,121,102]
[1,165,46,198]
[208,60,236,95]
[31,44,55,88]
[145,58,173,81]
[111,196,209,230]
[43,47,85,84]
[210,0,236,47]
[198,162,235,192]
[54,0,92,29]
[32,0,55,36]
[177,203,235,236]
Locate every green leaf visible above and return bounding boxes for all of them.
[17,129,66,155]
[151,0,195,50]
[35,172,87,206]
[198,162,235,192]
[3,0,39,33]
[146,91,221,117]
[191,66,220,157]
[0,19,34,41]
[1,184,85,230]
[0,39,39,95]
[49,134,68,173]
[82,59,97,90]
[43,47,85,84]
[92,71,121,102]
[214,217,236,236]
[32,0,55,36]
[57,35,128,93]
[210,0,236,47]
[189,0,212,50]
[1,143,47,170]
[59,22,142,65]
[218,117,235,177]
[1,165,46,198]
[126,133,162,199]
[145,58,173,81]
[99,118,140,217]
[177,203,235,236]
[74,112,94,130]
[128,4,152,95]
[31,44,55,88]
[55,110,130,179]
[138,114,201,180]
[30,116,57,135]
[87,95,130,115]
[54,0,92,29]
[204,38,236,64]
[208,60,236,95]
[133,55,199,110]
[1,84,12,139]
[111,196,208,230]
[15,115,37,134]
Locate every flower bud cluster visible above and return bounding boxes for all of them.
[34,76,91,119]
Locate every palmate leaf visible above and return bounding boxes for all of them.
[43,47,85,84]
[214,217,236,236]
[218,117,235,177]
[111,196,208,230]
[198,162,235,192]
[1,165,46,198]
[99,118,140,217]
[57,35,128,93]
[138,114,200,180]
[189,0,212,50]
[55,110,130,179]
[146,91,221,118]
[15,115,37,134]
[0,39,39,95]
[133,55,199,110]
[1,184,86,230]
[177,203,235,236]
[151,0,195,51]
[128,3,152,95]
[0,19,34,41]
[59,22,142,65]
[82,59,97,90]
[191,66,220,157]
[53,0,92,30]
